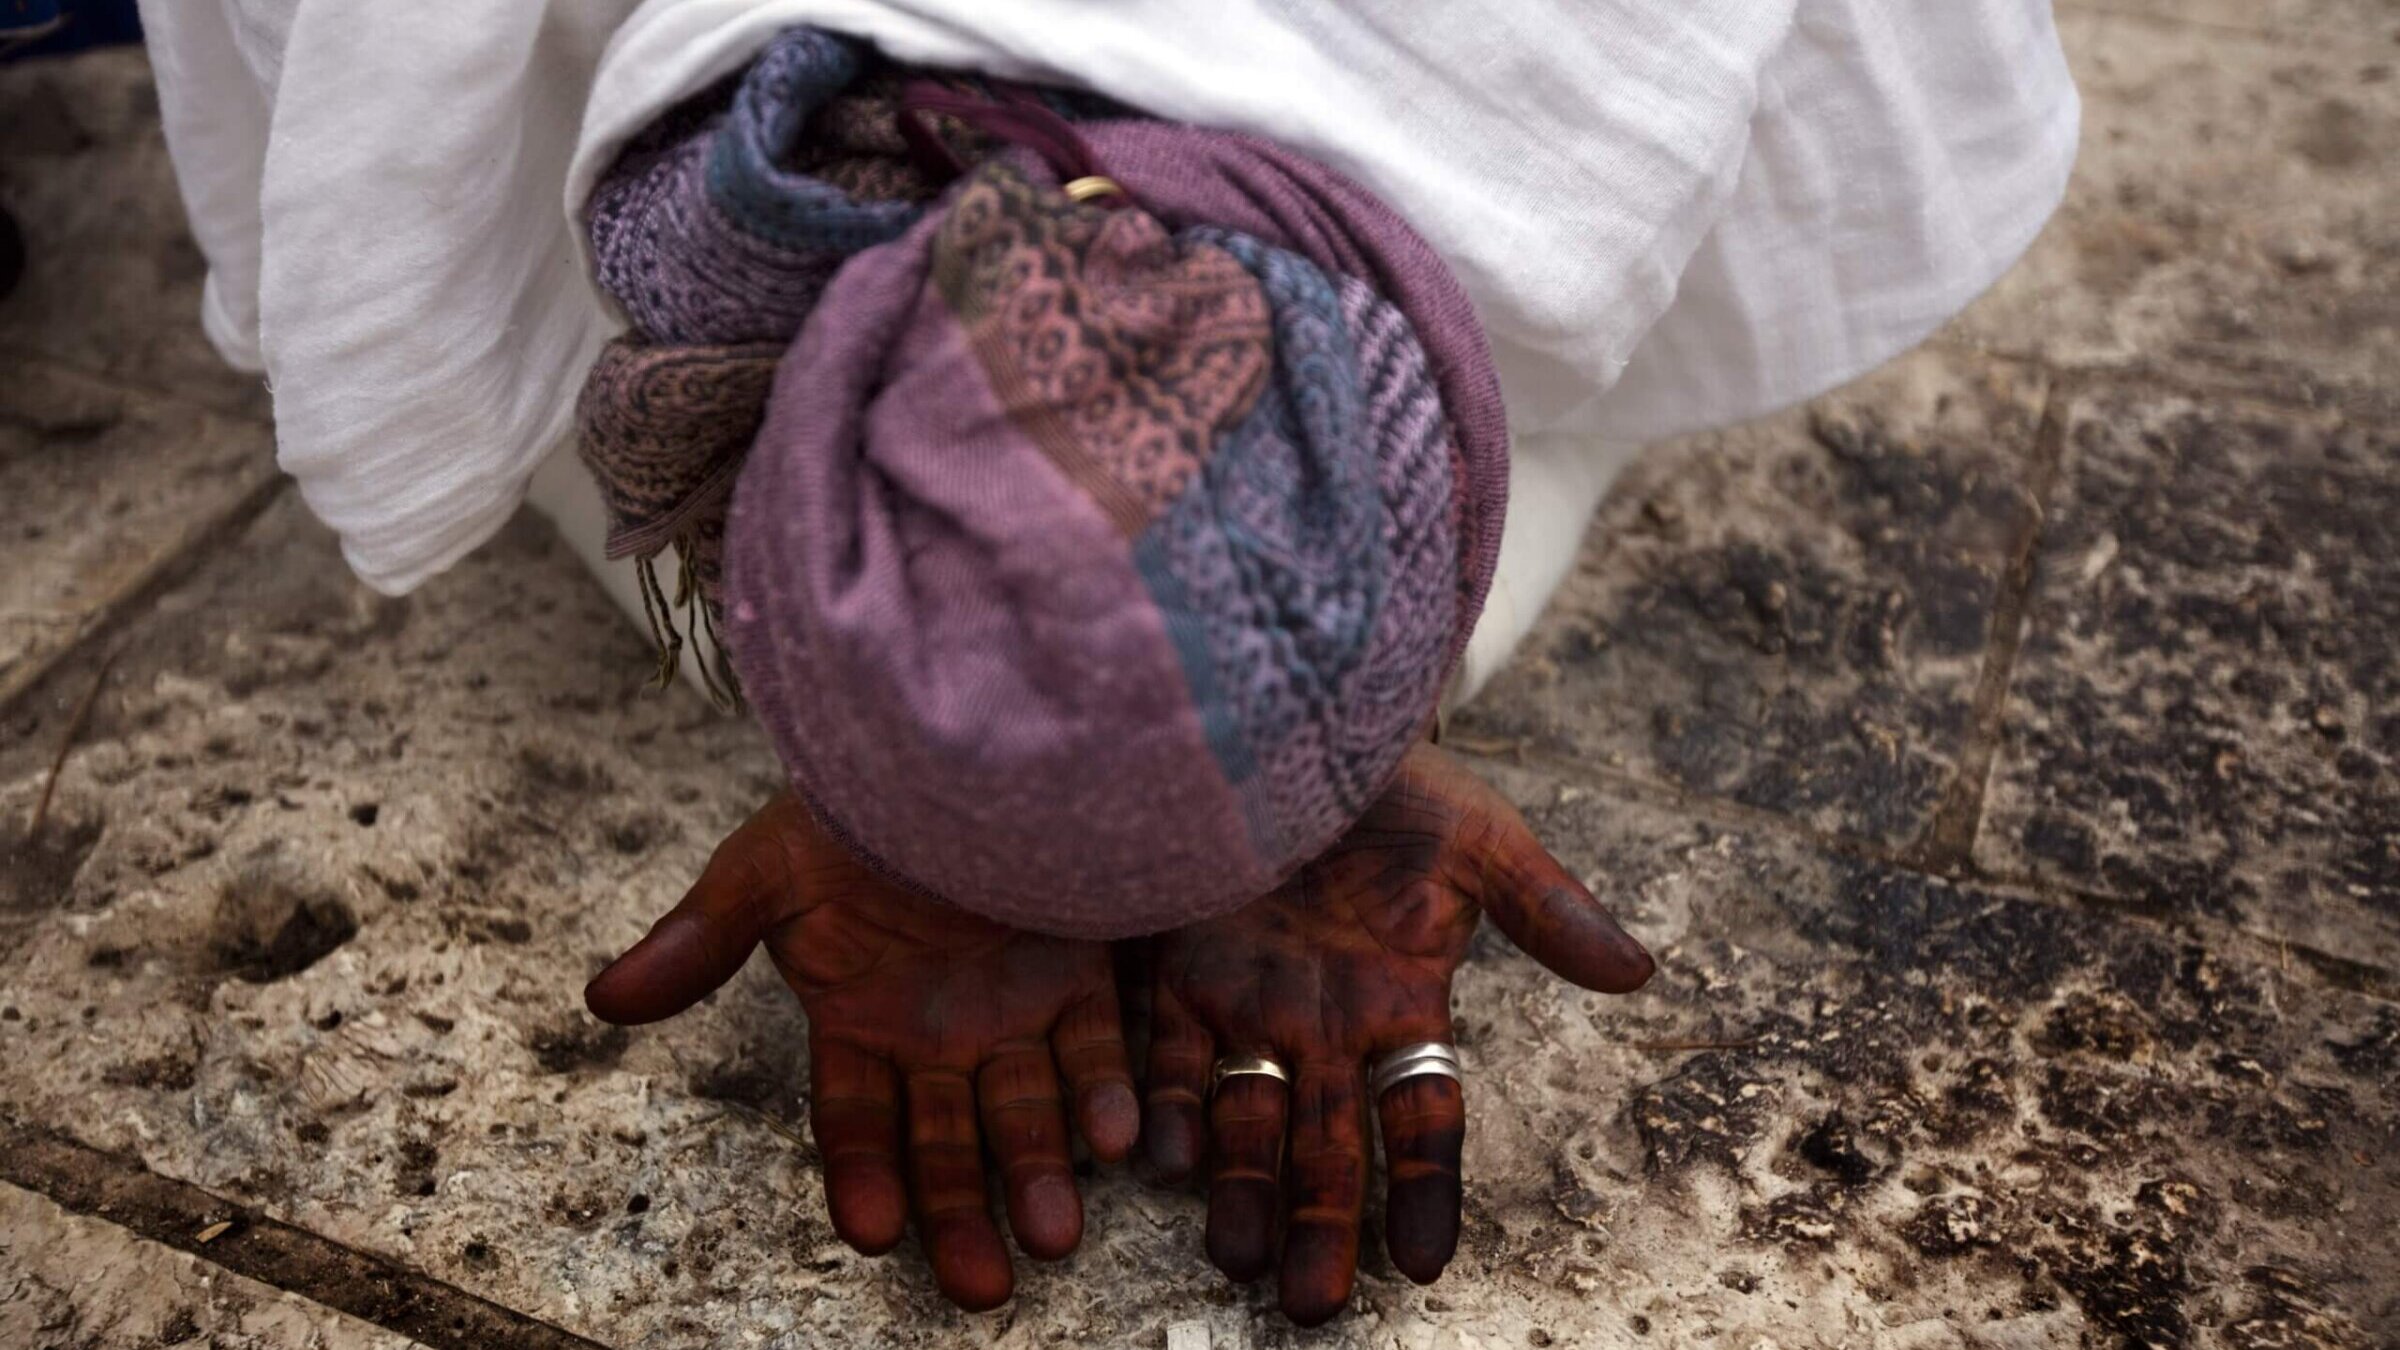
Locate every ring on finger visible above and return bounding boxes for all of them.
[1210,1052,1290,1095]
[1369,1041,1462,1098]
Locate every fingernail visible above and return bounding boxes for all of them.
[1085,1081,1140,1159]
[1142,1109,1201,1181]
[1205,1183,1278,1283]
[926,1216,1014,1311]
[584,917,709,1022]
[1620,931,1658,984]
[1280,1252,1356,1327]
[1385,1180,1463,1284]
[1016,1173,1084,1260]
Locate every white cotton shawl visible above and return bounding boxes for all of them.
[138,0,2077,598]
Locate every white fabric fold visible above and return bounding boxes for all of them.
[140,0,2077,601]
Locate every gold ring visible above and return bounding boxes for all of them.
[1062,175,1127,203]
[1210,1052,1290,1093]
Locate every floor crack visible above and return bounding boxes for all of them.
[0,1123,614,1350]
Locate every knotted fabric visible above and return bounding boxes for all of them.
[578,27,1507,937]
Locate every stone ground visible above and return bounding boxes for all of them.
[0,6,2392,1348]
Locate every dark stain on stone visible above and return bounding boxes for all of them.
[1938,1057,2018,1142]
[2223,1266,2374,1350]
[2020,815,2099,876]
[1901,1192,2001,1256]
[1795,1111,1885,1186]
[527,1019,630,1076]
[604,810,672,856]
[2038,1064,2160,1145]
[2034,992,2155,1062]
[1458,395,2034,847]
[370,869,421,903]
[1740,1183,1849,1248]
[0,802,104,911]
[0,71,99,155]
[1802,862,2080,1005]
[2133,1177,2218,1242]
[479,916,534,946]
[2045,1210,2192,1350]
[1810,411,2025,661]
[0,363,126,437]
[2210,1084,2345,1158]
[2327,1009,2399,1076]
[394,1139,439,1199]
[1990,400,2398,962]
[1548,1160,1612,1232]
[2292,97,2371,171]
[1634,1048,1784,1174]
[100,1053,197,1092]
[515,742,616,799]
[1595,814,2394,1344]
[190,783,254,823]
[209,859,360,984]
[688,1059,782,1111]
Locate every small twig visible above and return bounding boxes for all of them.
[29,648,117,836]
[727,1101,813,1151]
[1443,733,1529,760]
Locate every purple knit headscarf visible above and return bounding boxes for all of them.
[581,30,1506,937]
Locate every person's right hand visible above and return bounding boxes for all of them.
[584,793,1139,1311]
[1143,744,1654,1324]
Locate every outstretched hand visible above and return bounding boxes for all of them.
[1142,743,1654,1325]
[584,794,1138,1311]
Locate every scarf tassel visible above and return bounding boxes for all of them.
[633,541,743,712]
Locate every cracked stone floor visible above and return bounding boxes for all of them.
[1,8,2394,1349]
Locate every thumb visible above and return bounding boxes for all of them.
[584,794,807,1024]
[1467,801,1655,995]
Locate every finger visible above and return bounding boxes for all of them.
[809,1037,907,1255]
[1141,981,1214,1182]
[1278,1062,1370,1327]
[1204,1067,1287,1284]
[1052,988,1139,1163]
[977,1043,1083,1261]
[583,796,804,1024]
[1472,807,1655,994]
[906,1070,1014,1311]
[1376,1071,1465,1284]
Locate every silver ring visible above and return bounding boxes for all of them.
[1369,1042,1462,1098]
[1210,1052,1290,1094]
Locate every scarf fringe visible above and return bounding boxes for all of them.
[634,541,743,712]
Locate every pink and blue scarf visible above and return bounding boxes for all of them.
[578,29,1506,937]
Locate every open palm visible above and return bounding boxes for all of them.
[1143,744,1654,1324]
[584,794,1138,1311]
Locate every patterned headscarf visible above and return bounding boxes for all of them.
[579,28,1506,937]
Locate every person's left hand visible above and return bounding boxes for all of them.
[1141,743,1655,1324]
[583,794,1139,1311]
